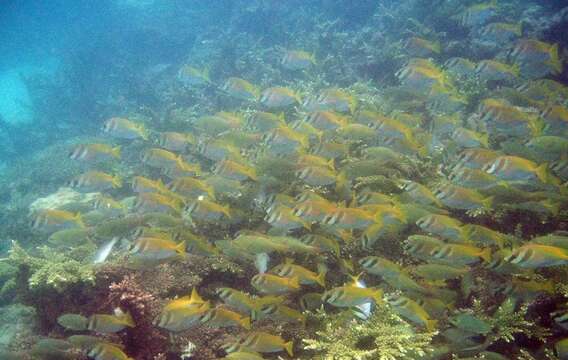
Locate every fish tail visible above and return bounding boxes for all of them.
[284,341,294,357]
[113,176,123,189]
[241,316,251,330]
[176,240,186,257]
[315,270,326,287]
[373,288,384,304]
[426,319,438,332]
[122,311,136,328]
[480,247,492,263]
[535,163,552,184]
[112,146,121,159]
[483,196,494,209]
[75,213,85,228]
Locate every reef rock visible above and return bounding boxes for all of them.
[29,187,99,214]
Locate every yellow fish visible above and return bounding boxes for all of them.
[199,306,251,329]
[251,273,301,295]
[87,310,135,333]
[157,131,194,152]
[102,117,147,140]
[260,87,300,108]
[88,343,133,360]
[68,171,121,192]
[281,50,315,70]
[68,143,120,163]
[129,236,186,262]
[31,209,84,233]
[222,77,259,101]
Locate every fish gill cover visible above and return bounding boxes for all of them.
[0,0,567,359]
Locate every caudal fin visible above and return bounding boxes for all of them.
[284,341,294,357]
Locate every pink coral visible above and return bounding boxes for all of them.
[108,273,168,359]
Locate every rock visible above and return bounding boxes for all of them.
[29,187,100,214]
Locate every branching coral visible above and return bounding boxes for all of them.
[8,242,94,293]
[304,305,436,360]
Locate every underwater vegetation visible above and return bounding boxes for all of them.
[0,0,568,359]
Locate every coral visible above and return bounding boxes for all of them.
[8,242,95,293]
[106,273,168,359]
[304,305,436,360]
[471,297,550,345]
[28,187,100,214]
[0,304,37,353]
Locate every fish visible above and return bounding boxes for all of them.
[163,287,206,312]
[449,312,492,335]
[68,143,121,163]
[251,273,301,295]
[157,131,195,152]
[296,165,341,187]
[412,263,469,281]
[479,22,521,43]
[154,301,210,332]
[404,235,446,261]
[555,338,568,360]
[142,148,181,169]
[67,335,117,350]
[395,61,447,93]
[193,112,243,136]
[451,127,489,149]
[88,343,133,360]
[161,159,201,178]
[433,184,493,210]
[384,293,437,331]
[177,65,210,87]
[216,288,258,314]
[134,192,182,215]
[57,313,88,331]
[299,234,340,256]
[167,177,215,199]
[405,36,441,57]
[321,207,377,230]
[453,148,501,171]
[87,309,135,333]
[246,111,286,132]
[281,50,316,70]
[540,105,568,136]
[259,87,300,108]
[526,136,568,162]
[262,125,309,155]
[129,236,185,262]
[102,117,147,140]
[222,77,259,101]
[458,2,497,28]
[252,303,306,325]
[304,111,348,131]
[264,205,311,232]
[68,171,121,192]
[48,228,91,247]
[131,176,168,194]
[31,209,84,233]
[448,167,504,190]
[505,244,568,268]
[400,181,442,207]
[475,60,519,83]
[359,256,430,295]
[461,224,509,248]
[200,306,251,329]
[478,99,541,138]
[213,159,257,181]
[223,351,266,360]
[93,196,127,217]
[322,281,383,308]
[197,139,243,162]
[228,332,294,356]
[509,39,563,78]
[444,57,477,77]
[269,258,325,286]
[302,88,357,114]
[94,237,119,264]
[482,155,553,184]
[430,243,492,265]
[416,214,463,241]
[30,338,75,359]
